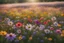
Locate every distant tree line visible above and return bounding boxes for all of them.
[0,0,64,4]
[40,0,64,2]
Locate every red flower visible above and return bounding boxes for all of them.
[16,22,23,28]
[43,21,48,25]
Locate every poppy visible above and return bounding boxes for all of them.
[16,22,23,28]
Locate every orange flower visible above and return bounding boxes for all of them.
[61,14,64,16]
[58,24,61,27]
[29,36,32,40]
[48,38,52,41]
[62,30,64,34]
[61,34,64,37]
[0,31,7,36]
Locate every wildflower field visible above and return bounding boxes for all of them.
[0,6,64,43]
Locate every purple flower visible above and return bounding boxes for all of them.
[53,22,58,26]
[39,25,45,30]
[24,32,27,35]
[6,33,16,41]
[22,36,26,40]
[40,34,45,36]
[40,40,44,43]
[15,40,19,43]
[12,25,17,29]
[32,31,37,36]
[34,19,40,25]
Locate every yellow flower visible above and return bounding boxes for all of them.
[29,36,32,40]
[48,38,52,41]
[18,36,22,40]
[0,31,7,36]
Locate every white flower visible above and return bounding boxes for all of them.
[51,16,56,21]
[17,29,21,34]
[7,21,13,26]
[25,24,34,31]
[44,29,50,34]
[53,22,58,26]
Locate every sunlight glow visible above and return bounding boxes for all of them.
[27,0,39,2]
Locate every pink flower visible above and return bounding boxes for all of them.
[55,29,61,34]
[50,27,54,30]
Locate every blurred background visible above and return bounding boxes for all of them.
[0,0,64,4]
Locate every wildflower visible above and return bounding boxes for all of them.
[61,34,64,37]
[50,27,54,30]
[5,18,10,22]
[53,22,58,26]
[16,22,23,28]
[48,38,52,41]
[0,31,7,36]
[61,30,64,37]
[6,33,16,41]
[29,36,32,40]
[44,29,50,34]
[18,36,22,40]
[39,24,45,30]
[22,36,26,40]
[12,25,17,29]
[40,40,44,43]
[25,24,34,31]
[62,30,64,34]
[17,29,21,34]
[34,19,40,25]
[61,14,64,16]
[51,16,56,21]
[55,29,61,34]
[58,24,61,27]
[43,21,48,25]
[32,31,37,36]
[7,21,13,26]
[15,40,19,43]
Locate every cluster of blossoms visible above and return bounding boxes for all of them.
[0,7,64,43]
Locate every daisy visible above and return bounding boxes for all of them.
[7,21,13,26]
[25,24,34,31]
